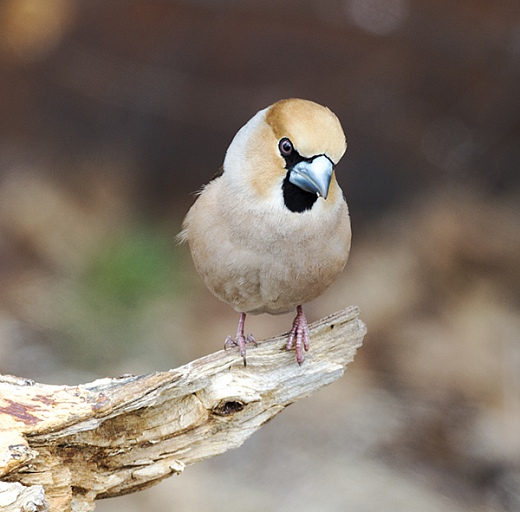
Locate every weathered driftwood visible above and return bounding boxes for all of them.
[0,306,365,512]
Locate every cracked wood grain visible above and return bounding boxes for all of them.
[0,306,366,512]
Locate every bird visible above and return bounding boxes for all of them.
[178,98,351,365]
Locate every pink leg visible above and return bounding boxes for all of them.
[224,312,256,366]
[286,305,310,365]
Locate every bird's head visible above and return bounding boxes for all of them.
[223,98,347,213]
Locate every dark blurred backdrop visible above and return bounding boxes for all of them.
[1,1,519,511]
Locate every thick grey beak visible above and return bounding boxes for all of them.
[288,155,334,199]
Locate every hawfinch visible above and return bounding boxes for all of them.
[179,98,351,365]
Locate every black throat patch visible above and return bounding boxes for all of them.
[282,175,318,213]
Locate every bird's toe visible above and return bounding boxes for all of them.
[224,333,256,366]
[286,305,310,365]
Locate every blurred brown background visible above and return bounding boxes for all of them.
[1,0,519,510]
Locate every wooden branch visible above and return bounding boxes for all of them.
[0,306,365,512]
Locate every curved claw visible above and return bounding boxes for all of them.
[286,305,310,365]
[224,313,256,366]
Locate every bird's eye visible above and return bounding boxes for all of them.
[278,138,293,157]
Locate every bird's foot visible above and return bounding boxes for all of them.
[224,312,256,366]
[224,333,256,366]
[286,305,310,365]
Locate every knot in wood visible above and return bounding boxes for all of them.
[212,400,245,416]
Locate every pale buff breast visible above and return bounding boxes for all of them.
[183,177,351,315]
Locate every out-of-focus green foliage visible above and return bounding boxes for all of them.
[52,227,191,375]
[82,229,185,309]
